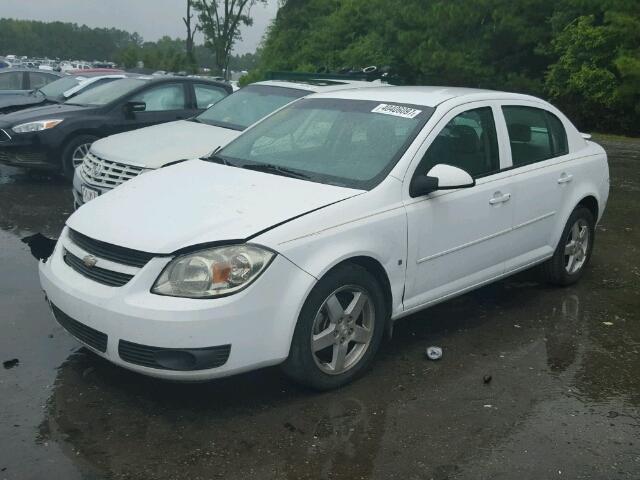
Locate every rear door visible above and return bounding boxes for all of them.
[403,102,515,309]
[499,103,573,271]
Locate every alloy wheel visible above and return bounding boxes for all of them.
[310,285,375,375]
[71,143,92,168]
[564,218,589,274]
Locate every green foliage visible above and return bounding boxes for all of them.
[257,0,640,134]
[0,18,141,61]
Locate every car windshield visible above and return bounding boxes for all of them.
[196,84,308,130]
[65,78,146,106]
[38,76,80,98]
[217,98,433,189]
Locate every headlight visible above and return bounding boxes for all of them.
[12,119,64,134]
[152,244,275,298]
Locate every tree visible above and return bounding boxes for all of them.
[183,0,199,72]
[193,0,267,78]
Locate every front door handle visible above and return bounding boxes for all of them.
[489,192,511,205]
[558,173,573,184]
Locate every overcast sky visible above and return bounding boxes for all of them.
[0,0,278,54]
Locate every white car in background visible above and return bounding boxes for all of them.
[41,86,609,390]
[72,78,385,207]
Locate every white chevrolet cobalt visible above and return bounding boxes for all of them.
[40,86,609,390]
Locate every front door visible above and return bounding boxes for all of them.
[403,104,515,310]
[112,82,192,135]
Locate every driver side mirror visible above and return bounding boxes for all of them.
[123,101,146,118]
[409,164,475,197]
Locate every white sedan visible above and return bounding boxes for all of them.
[40,86,609,390]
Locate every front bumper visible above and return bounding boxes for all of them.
[73,166,113,209]
[39,228,317,381]
[0,129,59,170]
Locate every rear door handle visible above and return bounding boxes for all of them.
[489,192,511,205]
[558,173,573,184]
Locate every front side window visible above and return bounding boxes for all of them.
[503,106,568,167]
[28,71,56,89]
[218,98,433,190]
[66,78,147,106]
[196,85,308,130]
[416,107,500,178]
[131,83,186,111]
[0,71,23,89]
[194,84,228,109]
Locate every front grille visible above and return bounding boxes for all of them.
[81,151,145,189]
[0,129,10,142]
[68,229,155,268]
[119,340,231,371]
[64,249,133,287]
[51,303,108,352]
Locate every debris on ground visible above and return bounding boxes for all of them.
[603,321,614,326]
[483,374,492,384]
[3,359,19,369]
[20,233,57,261]
[426,346,442,360]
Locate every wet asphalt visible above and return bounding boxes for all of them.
[0,138,639,480]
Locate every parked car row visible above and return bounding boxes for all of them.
[20,73,608,389]
[0,75,232,177]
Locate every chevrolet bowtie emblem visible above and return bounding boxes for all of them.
[83,255,97,268]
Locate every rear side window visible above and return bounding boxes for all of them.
[417,107,500,178]
[503,106,568,167]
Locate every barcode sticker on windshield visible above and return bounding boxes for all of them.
[371,104,422,119]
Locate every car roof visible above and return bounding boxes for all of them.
[308,85,542,107]
[0,68,63,75]
[67,68,125,75]
[253,78,389,93]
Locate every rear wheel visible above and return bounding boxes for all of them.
[541,206,595,286]
[282,264,386,390]
[61,135,98,180]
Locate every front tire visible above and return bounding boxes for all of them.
[541,206,595,286]
[61,135,98,180]
[282,264,387,390]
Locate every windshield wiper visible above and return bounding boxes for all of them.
[240,163,310,180]
[203,151,230,165]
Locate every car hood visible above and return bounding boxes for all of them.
[90,120,241,168]
[67,159,363,253]
[0,103,93,127]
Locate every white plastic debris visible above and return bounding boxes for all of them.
[426,346,442,360]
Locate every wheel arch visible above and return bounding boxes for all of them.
[577,195,599,221]
[316,255,394,339]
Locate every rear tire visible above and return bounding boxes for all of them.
[61,135,98,180]
[281,264,387,390]
[541,206,595,286]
